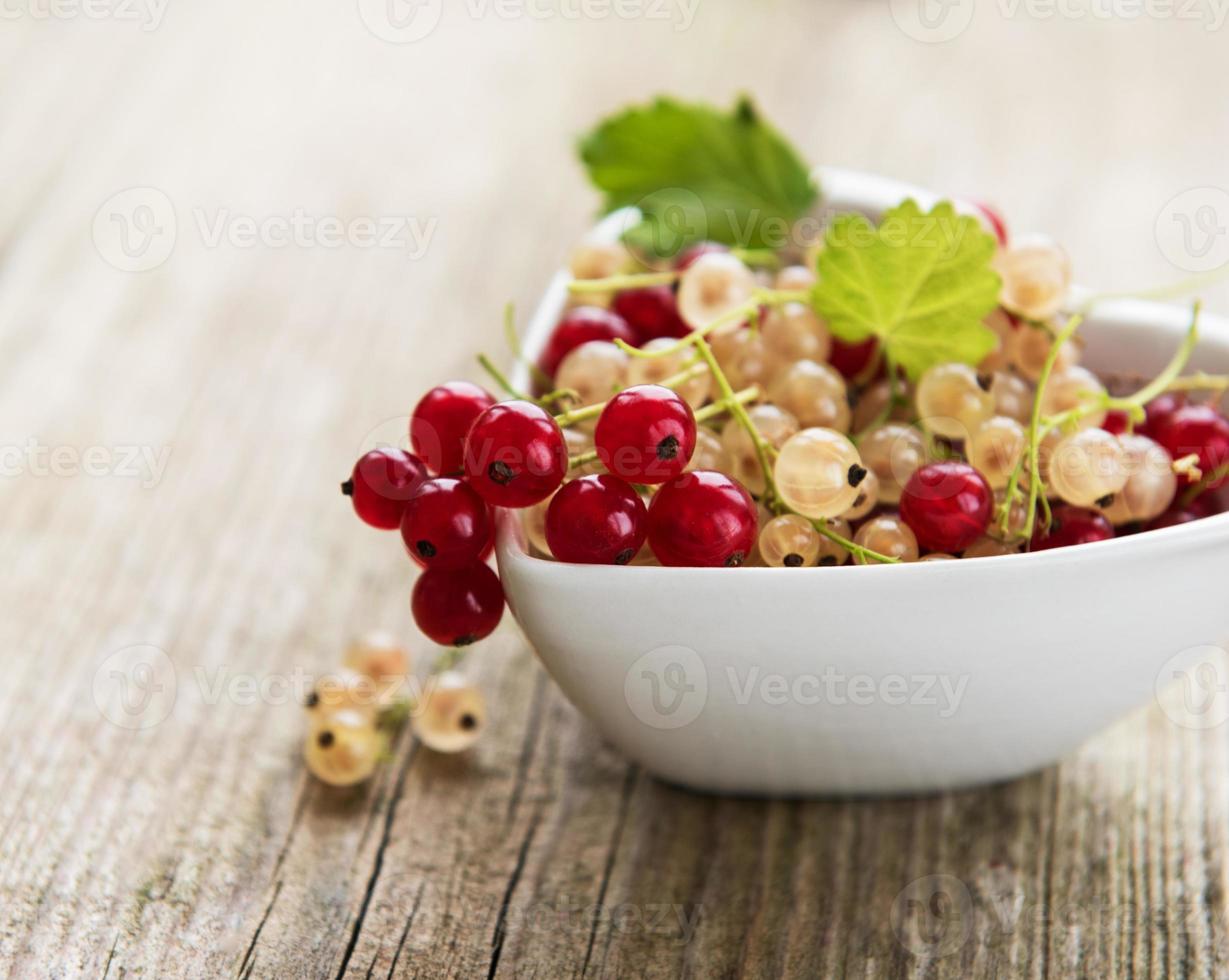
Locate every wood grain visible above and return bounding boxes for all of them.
[2,3,1229,977]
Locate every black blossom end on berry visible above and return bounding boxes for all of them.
[316,730,335,749]
[656,434,681,461]
[454,634,477,647]
[976,372,993,392]
[305,690,320,709]
[819,555,838,566]
[1096,493,1115,509]
[488,461,515,486]
[725,551,746,567]
[340,479,355,497]
[614,548,635,565]
[784,553,804,567]
[416,540,437,559]
[848,464,868,487]
[459,713,478,731]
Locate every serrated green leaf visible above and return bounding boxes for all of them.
[579,96,818,253]
[812,200,1001,379]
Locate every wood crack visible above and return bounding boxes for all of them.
[486,811,542,980]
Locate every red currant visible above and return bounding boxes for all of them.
[539,307,635,379]
[400,478,492,569]
[646,470,757,567]
[342,448,428,530]
[1030,505,1114,552]
[827,336,879,380]
[611,286,691,344]
[411,563,504,647]
[674,241,728,271]
[410,381,496,475]
[464,400,568,507]
[1145,507,1204,531]
[1138,392,1186,440]
[1100,408,1131,436]
[899,462,993,553]
[1154,404,1229,489]
[972,201,1009,247]
[595,384,696,484]
[545,474,647,565]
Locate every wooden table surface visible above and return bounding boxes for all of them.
[4,3,1229,977]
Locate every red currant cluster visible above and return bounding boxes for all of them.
[344,209,1229,643]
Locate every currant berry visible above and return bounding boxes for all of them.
[464,401,568,507]
[400,478,492,569]
[570,238,631,281]
[627,338,710,409]
[978,309,1017,373]
[305,709,381,787]
[612,285,691,343]
[915,363,994,440]
[841,468,879,521]
[1145,505,1208,531]
[412,672,486,753]
[722,404,798,495]
[774,428,867,519]
[1038,365,1107,429]
[1101,408,1131,436]
[995,235,1071,321]
[1139,392,1186,439]
[410,382,496,475]
[828,336,879,381]
[305,670,381,723]
[761,303,831,364]
[1047,429,1129,507]
[688,426,734,474]
[758,514,821,567]
[1154,404,1229,489]
[967,416,1027,489]
[920,552,956,561]
[555,340,629,422]
[545,474,647,565]
[708,325,780,392]
[851,379,913,432]
[342,448,429,530]
[343,631,410,691]
[595,384,696,484]
[775,264,816,291]
[853,513,919,564]
[859,423,927,505]
[816,518,853,566]
[769,359,851,432]
[411,563,504,646]
[899,462,993,553]
[677,253,755,330]
[1007,323,1078,382]
[539,307,636,379]
[1030,505,1114,551]
[646,470,757,567]
[989,370,1034,424]
[1099,434,1176,524]
[962,535,1018,559]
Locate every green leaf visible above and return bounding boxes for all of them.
[812,200,1002,379]
[579,96,818,254]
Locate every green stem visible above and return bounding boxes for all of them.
[568,271,678,293]
[1181,460,1229,506]
[477,353,533,402]
[504,303,554,393]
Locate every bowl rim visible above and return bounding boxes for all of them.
[501,168,1229,576]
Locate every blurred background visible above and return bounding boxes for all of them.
[4,2,1229,976]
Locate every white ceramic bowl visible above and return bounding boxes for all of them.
[495,168,1229,796]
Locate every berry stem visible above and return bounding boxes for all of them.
[567,271,679,293]
[730,247,782,269]
[477,353,580,409]
[1181,459,1229,506]
[503,302,554,392]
